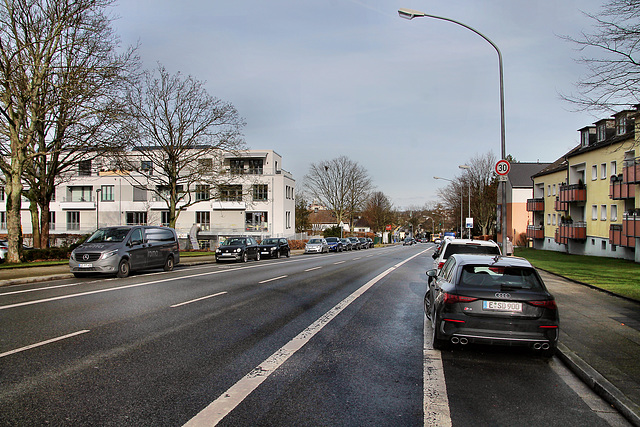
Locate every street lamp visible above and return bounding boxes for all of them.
[95,188,102,230]
[424,216,434,237]
[434,176,463,238]
[399,8,507,251]
[459,164,471,238]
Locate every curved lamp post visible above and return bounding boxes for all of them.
[399,8,507,250]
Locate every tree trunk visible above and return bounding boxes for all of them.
[29,198,41,249]
[5,173,23,263]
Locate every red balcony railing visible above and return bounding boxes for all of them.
[554,197,568,212]
[622,157,640,184]
[526,198,545,212]
[558,184,587,203]
[609,176,632,199]
[555,222,587,244]
[526,225,544,240]
[609,224,634,247]
[623,212,640,238]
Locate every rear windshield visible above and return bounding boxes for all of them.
[223,238,246,246]
[444,243,500,258]
[459,265,543,290]
[86,228,130,243]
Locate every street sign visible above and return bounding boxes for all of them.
[498,175,508,182]
[466,218,473,229]
[495,159,510,176]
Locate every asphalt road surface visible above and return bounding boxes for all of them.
[0,245,629,426]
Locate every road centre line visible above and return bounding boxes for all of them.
[171,291,227,308]
[333,261,346,265]
[304,266,322,272]
[258,275,288,284]
[183,248,429,427]
[0,282,81,296]
[0,330,90,359]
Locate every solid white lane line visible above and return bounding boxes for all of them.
[0,330,90,358]
[184,249,428,427]
[258,275,288,284]
[423,317,451,426]
[0,282,81,296]
[304,267,322,272]
[170,292,227,308]
[333,261,346,265]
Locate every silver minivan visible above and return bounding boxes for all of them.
[69,226,180,278]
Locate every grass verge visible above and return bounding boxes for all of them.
[515,247,640,302]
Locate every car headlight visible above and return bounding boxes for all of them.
[101,250,118,260]
[235,248,241,253]
[216,248,221,253]
[270,247,276,251]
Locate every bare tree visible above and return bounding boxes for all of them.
[0,0,128,261]
[561,0,640,111]
[119,64,246,228]
[303,156,373,230]
[362,191,393,234]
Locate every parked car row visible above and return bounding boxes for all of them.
[305,237,374,254]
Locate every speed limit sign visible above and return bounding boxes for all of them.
[495,160,510,176]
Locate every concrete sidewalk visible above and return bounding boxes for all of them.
[1,258,639,425]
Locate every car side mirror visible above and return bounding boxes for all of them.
[432,253,438,259]
[426,269,437,277]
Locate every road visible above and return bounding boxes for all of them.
[0,244,629,426]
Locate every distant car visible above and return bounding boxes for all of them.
[425,254,559,357]
[433,239,501,272]
[403,238,416,246]
[340,238,353,251]
[347,237,362,250]
[216,237,260,263]
[366,237,374,248]
[325,237,343,252]
[258,238,290,258]
[358,237,370,249]
[305,238,329,254]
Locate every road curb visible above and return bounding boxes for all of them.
[557,342,640,427]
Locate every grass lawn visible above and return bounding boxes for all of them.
[515,247,640,302]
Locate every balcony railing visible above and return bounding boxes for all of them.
[554,197,568,212]
[558,184,586,203]
[609,175,632,199]
[555,221,587,244]
[609,224,634,247]
[526,225,544,240]
[526,198,545,212]
[623,212,640,238]
[622,157,640,184]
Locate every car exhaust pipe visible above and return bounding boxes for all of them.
[541,343,550,350]
[451,337,460,344]
[459,337,468,345]
[533,343,542,350]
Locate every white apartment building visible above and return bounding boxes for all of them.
[2,149,296,249]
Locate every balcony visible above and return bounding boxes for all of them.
[555,221,587,244]
[623,212,640,238]
[609,224,634,247]
[526,198,544,212]
[554,197,568,212]
[526,225,544,240]
[558,184,586,203]
[609,175,632,199]
[622,157,640,184]
[60,197,96,210]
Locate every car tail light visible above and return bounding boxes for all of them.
[443,293,478,304]
[443,318,466,323]
[539,325,558,329]
[438,262,445,269]
[528,300,557,310]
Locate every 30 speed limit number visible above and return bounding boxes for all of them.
[495,160,510,176]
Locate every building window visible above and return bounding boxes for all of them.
[253,184,268,201]
[141,160,153,175]
[67,186,93,202]
[611,161,617,176]
[0,187,4,201]
[67,211,80,230]
[601,163,607,179]
[196,211,210,231]
[616,116,627,135]
[220,185,243,202]
[248,159,263,174]
[133,186,147,202]
[547,185,551,197]
[78,160,91,176]
[592,205,598,221]
[161,211,170,227]
[552,214,556,226]
[592,165,598,180]
[230,159,244,174]
[126,212,147,225]
[547,214,551,225]
[246,212,267,231]
[101,185,114,202]
[552,184,556,196]
[597,124,606,142]
[286,211,291,229]
[196,185,210,201]
[581,130,589,147]
[602,240,607,250]
[611,205,618,221]
[601,205,607,221]
[198,158,213,169]
[0,212,6,229]
[49,211,55,231]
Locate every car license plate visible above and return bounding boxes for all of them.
[483,301,522,312]
[79,263,92,268]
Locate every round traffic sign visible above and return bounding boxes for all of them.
[495,160,510,176]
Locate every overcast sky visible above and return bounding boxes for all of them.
[112,0,608,209]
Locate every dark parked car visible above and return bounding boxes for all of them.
[366,237,374,248]
[425,254,559,357]
[340,238,353,251]
[258,238,290,258]
[216,237,260,263]
[358,237,370,249]
[347,237,361,250]
[325,237,343,252]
